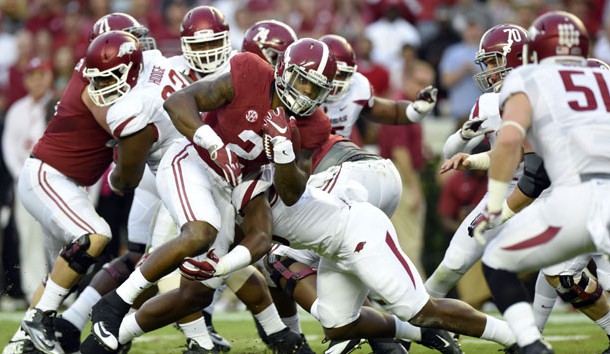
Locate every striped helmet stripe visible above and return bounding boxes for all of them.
[316,42,330,74]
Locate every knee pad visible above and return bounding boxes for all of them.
[102,253,137,284]
[556,271,603,308]
[60,234,97,274]
[265,254,316,300]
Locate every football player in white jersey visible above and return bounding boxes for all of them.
[424,23,529,300]
[469,11,610,354]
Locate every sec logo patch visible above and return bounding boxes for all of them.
[246,110,258,123]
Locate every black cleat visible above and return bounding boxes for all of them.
[53,317,80,354]
[81,292,130,353]
[266,328,313,354]
[207,325,231,352]
[368,338,408,354]
[323,339,364,354]
[80,335,117,354]
[502,343,520,354]
[21,309,64,354]
[521,340,554,354]
[2,338,44,354]
[183,339,219,354]
[417,328,463,354]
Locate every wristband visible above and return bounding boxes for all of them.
[193,125,223,153]
[465,152,490,170]
[406,104,424,123]
[273,139,296,164]
[501,199,517,222]
[214,245,252,276]
[487,179,509,213]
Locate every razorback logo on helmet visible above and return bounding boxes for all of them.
[118,42,138,57]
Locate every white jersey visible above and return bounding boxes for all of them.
[500,63,610,186]
[321,72,373,139]
[168,50,238,83]
[106,50,188,174]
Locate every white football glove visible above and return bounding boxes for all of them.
[406,85,438,122]
[460,117,494,140]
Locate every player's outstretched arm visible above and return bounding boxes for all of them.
[361,86,438,125]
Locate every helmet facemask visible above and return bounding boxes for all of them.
[473,53,511,93]
[275,64,333,116]
[84,62,134,106]
[327,61,356,101]
[181,29,231,73]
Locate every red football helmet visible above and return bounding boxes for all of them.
[473,24,528,92]
[84,31,143,106]
[275,38,337,116]
[90,12,157,51]
[319,34,357,101]
[527,11,589,64]
[180,6,231,74]
[242,20,297,68]
[587,58,610,70]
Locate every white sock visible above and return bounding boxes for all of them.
[62,286,101,331]
[116,268,152,305]
[254,305,286,336]
[596,312,610,336]
[394,316,422,341]
[179,317,214,350]
[532,271,557,332]
[118,313,144,345]
[481,314,516,346]
[281,314,301,334]
[503,302,541,347]
[36,278,69,312]
[424,264,464,298]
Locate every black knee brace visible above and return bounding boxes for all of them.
[556,272,603,308]
[266,254,316,300]
[60,234,97,274]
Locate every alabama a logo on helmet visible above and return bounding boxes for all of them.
[253,27,270,44]
[118,42,137,57]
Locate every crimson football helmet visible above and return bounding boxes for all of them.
[275,38,337,116]
[527,11,589,64]
[90,12,157,51]
[472,24,528,92]
[587,58,610,70]
[242,20,297,67]
[84,31,143,106]
[180,6,231,74]
[319,34,357,101]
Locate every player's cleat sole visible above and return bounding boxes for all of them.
[207,325,231,352]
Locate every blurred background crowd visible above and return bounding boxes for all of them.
[1,0,608,312]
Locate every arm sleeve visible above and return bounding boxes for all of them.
[443,131,485,159]
[517,152,551,198]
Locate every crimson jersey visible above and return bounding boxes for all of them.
[194,53,330,176]
[32,58,113,186]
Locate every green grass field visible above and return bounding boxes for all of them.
[1,309,609,354]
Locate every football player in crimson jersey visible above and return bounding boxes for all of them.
[82,38,334,354]
[2,13,158,354]
[466,11,610,354]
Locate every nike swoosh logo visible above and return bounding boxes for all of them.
[436,334,451,348]
[266,118,287,134]
[339,106,347,111]
[94,322,118,349]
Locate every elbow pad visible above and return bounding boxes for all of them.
[517,153,551,198]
